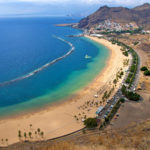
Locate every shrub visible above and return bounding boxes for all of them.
[126,91,140,101]
[99,124,103,129]
[121,85,127,94]
[84,118,97,128]
[123,51,128,56]
[130,65,136,72]
[121,85,140,101]
[113,79,117,84]
[133,41,139,45]
[141,66,148,71]
[105,117,109,123]
[144,70,150,76]
[120,71,124,76]
[128,73,133,78]
[82,129,86,134]
[125,78,130,84]
[120,98,125,103]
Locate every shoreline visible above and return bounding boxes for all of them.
[0,36,127,146]
[55,23,76,27]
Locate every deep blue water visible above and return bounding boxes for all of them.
[0,17,109,116]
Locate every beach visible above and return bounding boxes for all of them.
[0,36,128,146]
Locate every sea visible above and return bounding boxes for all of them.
[0,17,109,117]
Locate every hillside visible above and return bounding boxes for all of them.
[78,3,150,30]
[2,119,150,150]
[39,120,150,150]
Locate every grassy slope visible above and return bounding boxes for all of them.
[35,120,150,150]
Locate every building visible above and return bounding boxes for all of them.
[96,106,104,115]
[90,34,103,38]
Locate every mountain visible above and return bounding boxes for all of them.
[78,3,150,30]
[133,3,150,11]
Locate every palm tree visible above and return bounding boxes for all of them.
[29,124,32,129]
[1,138,3,144]
[40,132,44,138]
[18,130,22,140]
[28,132,32,139]
[37,128,40,134]
[5,139,8,145]
[24,132,27,140]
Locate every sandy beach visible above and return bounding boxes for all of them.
[0,36,128,146]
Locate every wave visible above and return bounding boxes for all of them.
[0,36,75,87]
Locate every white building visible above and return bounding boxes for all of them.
[90,34,103,37]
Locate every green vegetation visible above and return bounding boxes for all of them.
[140,66,150,76]
[121,85,140,101]
[109,39,140,101]
[125,73,133,84]
[100,99,121,130]
[141,66,148,71]
[82,129,86,134]
[111,39,139,89]
[144,70,150,76]
[112,70,124,86]
[123,59,129,67]
[41,132,44,138]
[120,98,125,103]
[125,78,130,84]
[102,87,115,101]
[84,118,97,128]
[28,132,32,138]
[130,65,136,72]
[133,41,139,45]
[24,132,27,140]
[29,124,32,128]
[37,128,41,134]
[16,125,45,142]
[123,51,128,56]
[126,91,140,101]
[18,130,22,139]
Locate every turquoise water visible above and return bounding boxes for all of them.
[0,17,109,117]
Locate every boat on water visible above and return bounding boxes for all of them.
[85,54,92,59]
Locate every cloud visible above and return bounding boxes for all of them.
[0,0,149,16]
[1,0,150,5]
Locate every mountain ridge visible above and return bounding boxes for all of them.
[78,3,150,30]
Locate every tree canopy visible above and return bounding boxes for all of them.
[84,118,97,128]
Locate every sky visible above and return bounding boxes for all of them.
[0,0,150,17]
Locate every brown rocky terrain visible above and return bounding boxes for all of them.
[78,3,150,30]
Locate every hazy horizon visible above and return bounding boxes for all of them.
[0,0,150,17]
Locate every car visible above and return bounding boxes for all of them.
[103,115,107,118]
[107,109,111,113]
[116,114,119,117]
[110,105,114,108]
[125,98,128,101]
[106,112,109,115]
[114,99,118,102]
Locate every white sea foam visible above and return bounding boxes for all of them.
[0,36,75,87]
